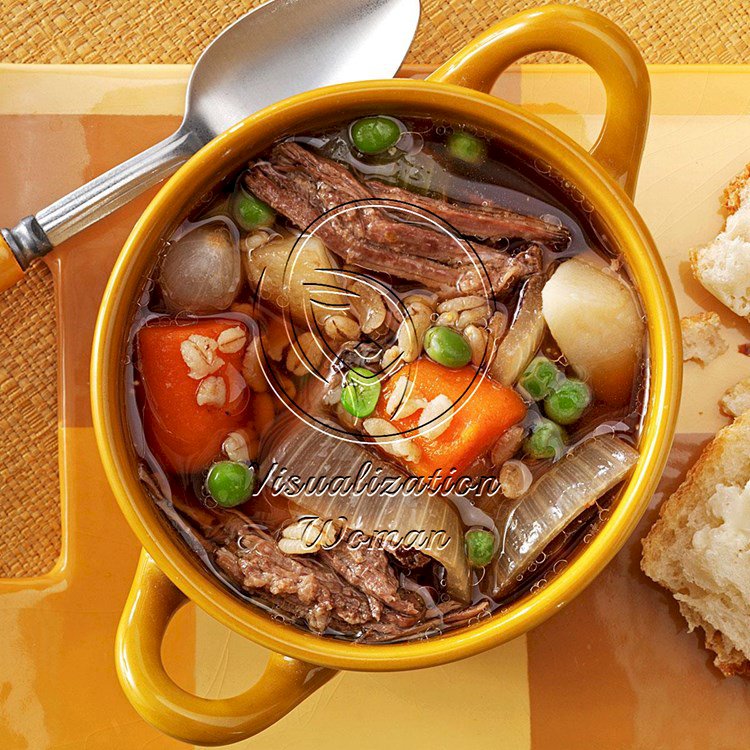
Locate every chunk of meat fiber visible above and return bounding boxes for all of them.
[214,540,374,632]
[366,179,570,246]
[203,511,423,634]
[244,142,544,296]
[385,544,432,572]
[319,542,423,617]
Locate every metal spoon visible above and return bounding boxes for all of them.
[0,0,420,291]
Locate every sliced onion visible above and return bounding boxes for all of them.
[160,221,241,313]
[489,275,545,386]
[258,414,471,602]
[491,434,639,595]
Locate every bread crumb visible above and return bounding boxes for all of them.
[720,376,750,417]
[681,312,728,364]
[691,171,750,321]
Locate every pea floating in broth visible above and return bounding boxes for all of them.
[340,367,381,418]
[231,183,276,231]
[447,131,488,165]
[350,115,403,154]
[125,113,644,643]
[206,460,256,508]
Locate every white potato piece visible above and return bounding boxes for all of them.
[541,258,644,406]
[243,232,338,325]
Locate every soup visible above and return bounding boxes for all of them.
[126,115,645,643]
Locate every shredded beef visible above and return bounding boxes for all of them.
[191,507,486,640]
[366,179,570,246]
[319,542,423,618]
[205,512,374,632]
[385,544,432,572]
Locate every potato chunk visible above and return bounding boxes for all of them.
[243,232,338,325]
[541,258,644,406]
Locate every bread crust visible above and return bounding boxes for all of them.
[704,623,750,677]
[722,163,750,216]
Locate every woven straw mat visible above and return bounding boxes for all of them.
[1,0,748,576]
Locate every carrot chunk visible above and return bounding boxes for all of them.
[137,318,252,474]
[374,358,526,479]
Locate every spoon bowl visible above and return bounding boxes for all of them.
[185,0,421,141]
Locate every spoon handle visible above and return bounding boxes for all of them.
[0,126,200,292]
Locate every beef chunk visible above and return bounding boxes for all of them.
[203,511,425,634]
[206,512,375,632]
[193,507,486,641]
[385,544,432,572]
[366,179,570,246]
[244,142,548,297]
[319,541,423,618]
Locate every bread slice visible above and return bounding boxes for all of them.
[690,167,750,320]
[642,411,750,676]
[680,311,727,364]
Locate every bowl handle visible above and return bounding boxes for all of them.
[116,550,337,746]
[428,5,650,199]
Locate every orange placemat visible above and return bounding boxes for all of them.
[2,61,750,750]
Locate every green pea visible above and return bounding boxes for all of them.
[544,378,592,425]
[447,131,487,164]
[523,419,567,460]
[424,326,472,369]
[465,529,496,568]
[520,357,561,401]
[340,366,381,418]
[206,461,256,507]
[350,116,402,154]
[231,185,275,231]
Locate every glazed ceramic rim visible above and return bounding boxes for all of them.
[91,79,681,672]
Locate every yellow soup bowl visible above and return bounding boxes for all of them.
[91,5,681,746]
